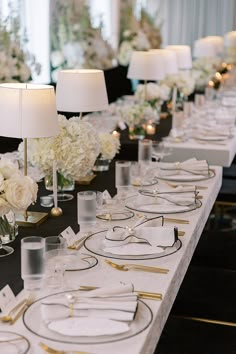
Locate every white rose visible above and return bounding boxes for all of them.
[0,197,11,217]
[0,159,19,179]
[4,176,38,211]
[51,51,65,68]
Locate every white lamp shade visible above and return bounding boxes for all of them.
[127,51,165,80]
[56,69,108,112]
[193,38,217,58]
[0,83,59,138]
[205,36,224,55]
[150,49,178,75]
[166,45,192,69]
[224,31,236,46]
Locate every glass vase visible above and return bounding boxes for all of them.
[44,172,75,192]
[93,157,110,172]
[129,125,146,140]
[44,172,75,202]
[0,211,18,257]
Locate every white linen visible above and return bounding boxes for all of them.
[41,284,138,325]
[158,158,209,177]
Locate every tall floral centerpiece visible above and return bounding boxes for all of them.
[50,0,116,82]
[118,3,162,66]
[18,115,100,189]
[0,8,41,82]
[0,158,38,247]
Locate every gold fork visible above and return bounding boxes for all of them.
[10,298,33,325]
[39,342,91,354]
[164,181,208,190]
[105,259,169,273]
[0,298,27,323]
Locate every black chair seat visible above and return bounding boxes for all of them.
[216,178,236,203]
[171,266,236,323]
[155,315,236,354]
[223,164,236,179]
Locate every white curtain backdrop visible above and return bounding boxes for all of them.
[146,0,236,47]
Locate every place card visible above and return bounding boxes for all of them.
[60,226,77,247]
[118,121,127,130]
[0,284,16,312]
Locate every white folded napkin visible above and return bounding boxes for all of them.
[104,225,176,255]
[158,158,209,177]
[41,284,138,325]
[47,317,130,337]
[194,126,232,138]
[139,186,197,206]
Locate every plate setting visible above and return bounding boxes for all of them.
[23,290,153,345]
[0,331,30,354]
[156,168,215,182]
[84,229,182,260]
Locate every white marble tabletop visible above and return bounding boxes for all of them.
[0,166,222,354]
[163,135,236,167]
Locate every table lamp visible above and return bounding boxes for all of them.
[166,45,192,70]
[150,49,178,76]
[127,51,165,100]
[0,83,59,226]
[56,69,109,119]
[193,37,217,58]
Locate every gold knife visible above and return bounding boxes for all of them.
[79,285,162,301]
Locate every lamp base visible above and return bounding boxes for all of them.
[16,211,48,227]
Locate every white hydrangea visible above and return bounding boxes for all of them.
[162,72,196,96]
[135,83,171,104]
[192,57,222,88]
[19,115,101,180]
[98,133,120,160]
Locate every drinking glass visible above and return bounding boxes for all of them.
[77,191,96,231]
[138,139,152,165]
[115,161,131,203]
[194,94,205,108]
[21,236,45,291]
[45,235,66,252]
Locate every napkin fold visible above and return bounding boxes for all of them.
[139,186,197,206]
[41,284,138,324]
[158,158,209,177]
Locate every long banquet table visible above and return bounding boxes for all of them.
[0,161,222,354]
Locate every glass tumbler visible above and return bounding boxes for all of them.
[77,191,96,231]
[138,139,152,164]
[115,161,131,202]
[21,236,45,291]
[45,235,66,252]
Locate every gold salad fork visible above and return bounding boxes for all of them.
[39,342,91,354]
[105,259,169,274]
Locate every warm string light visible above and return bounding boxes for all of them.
[145,121,156,135]
[112,130,120,139]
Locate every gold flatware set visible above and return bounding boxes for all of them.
[39,342,91,354]
[104,259,169,274]
[0,298,32,325]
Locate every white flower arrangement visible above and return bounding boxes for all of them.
[162,72,196,97]
[192,57,222,89]
[50,1,116,82]
[0,10,41,82]
[117,102,160,127]
[18,115,100,181]
[118,4,162,66]
[98,133,120,160]
[0,158,38,217]
[135,83,171,107]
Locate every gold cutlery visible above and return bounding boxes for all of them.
[79,285,162,301]
[68,234,88,250]
[104,259,169,273]
[39,342,91,354]
[10,298,33,325]
[164,217,189,224]
[164,181,208,190]
[0,298,27,323]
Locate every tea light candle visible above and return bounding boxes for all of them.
[208,80,214,88]
[146,122,155,135]
[112,130,120,138]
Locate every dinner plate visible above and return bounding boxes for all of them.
[157,169,215,182]
[125,196,202,214]
[23,291,153,345]
[46,251,98,271]
[194,135,232,141]
[84,230,182,260]
[97,210,134,221]
[0,331,30,354]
